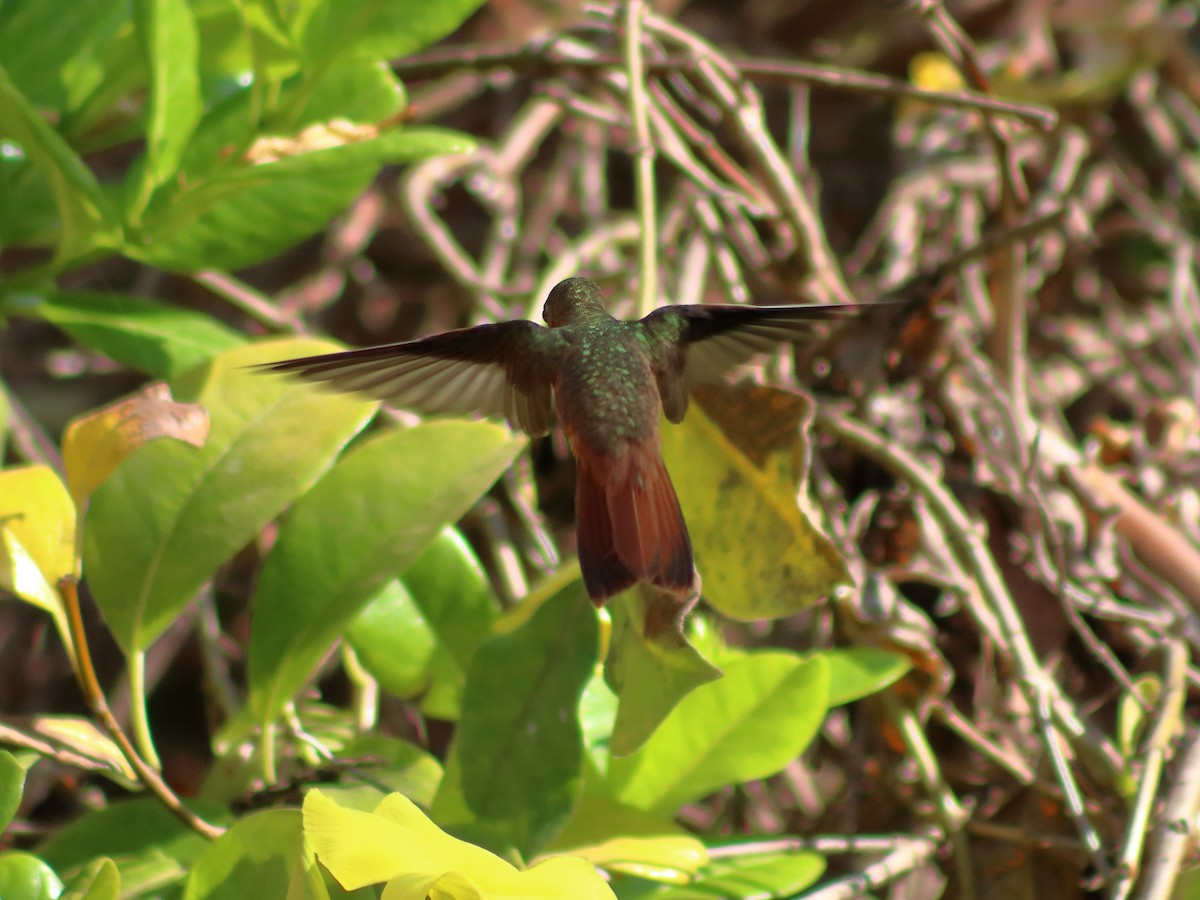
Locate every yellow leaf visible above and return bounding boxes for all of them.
[62,382,209,506]
[0,465,76,593]
[305,790,616,900]
[909,51,965,93]
[660,384,850,620]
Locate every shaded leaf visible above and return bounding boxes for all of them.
[0,750,26,833]
[183,810,303,900]
[62,858,120,900]
[0,65,118,263]
[34,291,245,378]
[605,590,722,758]
[653,850,826,900]
[450,596,598,857]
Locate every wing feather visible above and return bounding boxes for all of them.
[258,321,562,436]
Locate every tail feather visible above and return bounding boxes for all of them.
[574,440,694,603]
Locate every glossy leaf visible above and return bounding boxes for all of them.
[84,339,376,653]
[661,384,850,620]
[0,750,26,833]
[131,0,201,211]
[823,646,911,707]
[63,382,209,506]
[449,596,598,857]
[303,790,615,900]
[609,652,830,814]
[0,853,63,900]
[605,591,722,758]
[34,291,245,378]
[183,809,304,900]
[248,420,524,729]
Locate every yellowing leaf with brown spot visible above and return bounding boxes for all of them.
[63,382,209,506]
[660,383,850,621]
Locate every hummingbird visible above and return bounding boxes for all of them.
[260,277,856,603]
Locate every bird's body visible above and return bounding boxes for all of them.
[260,278,855,603]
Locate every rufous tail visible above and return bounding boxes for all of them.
[573,440,694,603]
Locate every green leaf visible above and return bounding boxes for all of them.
[347,579,434,698]
[295,0,486,67]
[653,850,826,899]
[0,853,63,900]
[183,810,305,900]
[84,340,376,653]
[62,857,120,900]
[661,384,850,620]
[447,596,599,858]
[131,0,201,213]
[609,652,830,814]
[38,797,216,874]
[0,751,27,833]
[133,126,472,272]
[823,647,911,707]
[0,0,126,110]
[32,291,245,378]
[403,527,499,719]
[314,736,443,811]
[549,796,707,884]
[605,591,722,758]
[248,420,524,729]
[0,64,119,264]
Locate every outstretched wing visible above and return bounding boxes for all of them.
[640,302,859,422]
[258,321,563,436]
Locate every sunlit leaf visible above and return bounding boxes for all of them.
[661,384,850,620]
[0,852,64,900]
[548,796,707,883]
[84,340,376,654]
[609,652,830,814]
[63,382,209,507]
[824,646,911,707]
[303,790,615,900]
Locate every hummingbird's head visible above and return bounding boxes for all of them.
[543,277,607,327]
